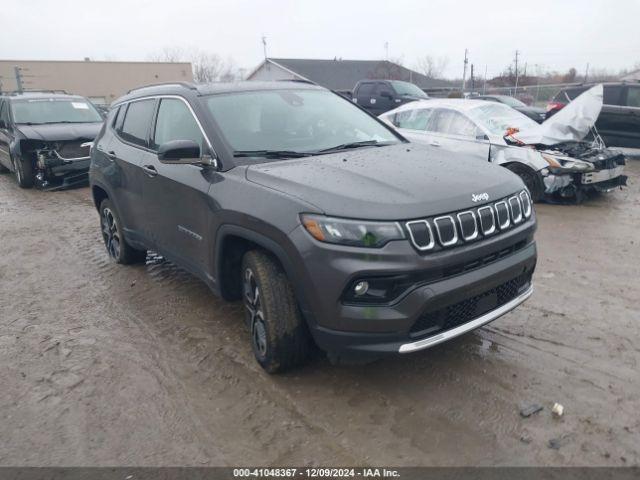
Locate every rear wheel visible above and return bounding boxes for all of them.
[99,199,147,264]
[12,155,34,189]
[241,250,310,373]
[506,164,543,202]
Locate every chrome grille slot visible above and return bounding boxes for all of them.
[406,220,435,251]
[508,196,523,224]
[519,191,532,218]
[494,201,511,230]
[433,216,458,246]
[456,211,478,241]
[477,206,496,235]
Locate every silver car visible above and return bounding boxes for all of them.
[380,89,627,202]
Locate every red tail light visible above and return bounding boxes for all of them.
[546,101,566,112]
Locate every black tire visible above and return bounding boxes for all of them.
[241,250,310,373]
[505,164,543,202]
[12,155,34,189]
[99,199,147,264]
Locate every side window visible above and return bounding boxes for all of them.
[152,98,204,150]
[427,109,480,137]
[603,86,623,106]
[0,101,10,126]
[357,83,376,97]
[626,87,640,107]
[378,82,393,97]
[112,105,124,131]
[119,99,155,147]
[393,109,432,130]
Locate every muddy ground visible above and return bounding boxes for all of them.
[0,162,639,467]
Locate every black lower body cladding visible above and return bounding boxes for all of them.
[287,214,537,355]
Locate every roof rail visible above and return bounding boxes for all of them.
[3,89,70,95]
[127,81,197,94]
[276,78,317,85]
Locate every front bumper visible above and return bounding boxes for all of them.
[35,155,90,189]
[288,217,537,355]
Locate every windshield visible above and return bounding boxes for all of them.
[467,103,540,136]
[11,98,103,124]
[390,81,428,98]
[205,89,400,155]
[494,96,526,108]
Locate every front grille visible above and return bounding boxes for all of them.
[406,191,532,252]
[409,272,531,337]
[56,141,92,160]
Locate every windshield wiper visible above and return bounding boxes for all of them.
[233,150,312,158]
[316,140,394,153]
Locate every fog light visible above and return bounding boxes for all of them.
[353,281,369,296]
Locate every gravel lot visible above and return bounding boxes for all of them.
[0,162,638,467]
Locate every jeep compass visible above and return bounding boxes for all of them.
[89,81,537,373]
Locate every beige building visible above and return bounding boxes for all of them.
[0,59,193,105]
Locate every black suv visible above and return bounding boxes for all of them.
[546,82,640,154]
[0,91,104,189]
[89,81,537,372]
[353,80,429,115]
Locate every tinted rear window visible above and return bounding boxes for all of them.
[120,99,155,147]
[603,86,623,105]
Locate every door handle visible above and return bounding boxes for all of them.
[96,146,116,160]
[430,140,441,147]
[142,164,158,177]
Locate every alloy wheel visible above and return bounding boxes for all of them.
[101,207,121,259]
[243,268,268,357]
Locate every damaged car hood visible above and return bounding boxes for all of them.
[512,84,603,146]
[16,122,102,142]
[245,144,524,220]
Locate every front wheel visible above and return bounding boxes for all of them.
[241,250,310,373]
[505,164,543,202]
[13,155,34,189]
[99,199,147,264]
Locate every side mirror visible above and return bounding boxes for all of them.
[158,140,202,164]
[380,91,393,100]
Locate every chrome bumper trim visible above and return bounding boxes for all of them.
[398,285,533,353]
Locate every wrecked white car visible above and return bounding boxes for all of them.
[380,85,627,202]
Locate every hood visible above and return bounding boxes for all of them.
[16,122,102,142]
[513,84,603,145]
[245,144,524,220]
[517,105,545,114]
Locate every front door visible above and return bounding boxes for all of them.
[0,101,13,170]
[141,97,214,275]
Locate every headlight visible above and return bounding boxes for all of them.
[541,154,593,172]
[301,214,405,248]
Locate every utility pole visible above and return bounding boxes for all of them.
[14,66,24,93]
[470,64,475,92]
[261,35,268,60]
[461,48,468,93]
[514,50,520,96]
[584,62,590,83]
[482,64,488,94]
[384,42,389,61]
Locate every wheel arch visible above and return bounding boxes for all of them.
[214,225,313,320]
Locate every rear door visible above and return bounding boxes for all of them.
[596,85,628,147]
[425,108,491,162]
[0,100,11,170]
[110,98,156,240]
[618,85,640,148]
[355,82,378,113]
[375,81,397,114]
[141,97,214,275]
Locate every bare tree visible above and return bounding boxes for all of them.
[148,47,241,83]
[414,55,449,79]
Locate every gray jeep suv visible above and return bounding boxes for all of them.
[89,81,537,373]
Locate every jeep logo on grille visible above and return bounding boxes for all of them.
[471,192,490,203]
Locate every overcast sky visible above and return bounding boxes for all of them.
[3,0,639,78]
